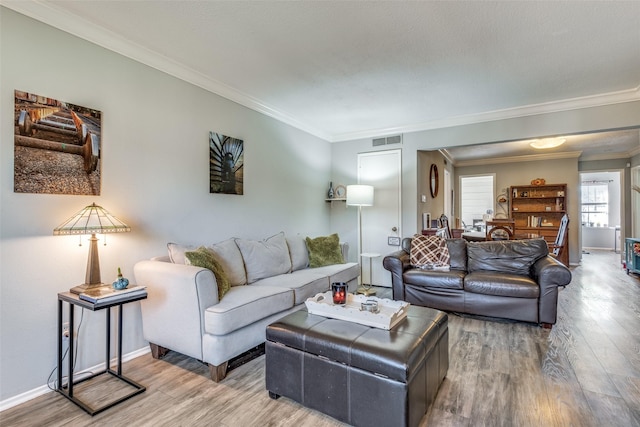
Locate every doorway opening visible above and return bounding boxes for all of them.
[580,170,623,254]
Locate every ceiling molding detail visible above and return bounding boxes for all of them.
[1,1,331,141]
[439,150,455,167]
[331,87,640,142]
[578,152,637,162]
[4,2,639,144]
[453,151,583,167]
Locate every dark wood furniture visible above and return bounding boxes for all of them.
[422,228,463,238]
[510,183,568,261]
[421,214,464,239]
[485,219,515,240]
[57,291,147,416]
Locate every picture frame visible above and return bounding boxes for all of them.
[13,90,102,195]
[209,131,244,195]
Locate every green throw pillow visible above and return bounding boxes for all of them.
[185,246,231,300]
[305,233,345,268]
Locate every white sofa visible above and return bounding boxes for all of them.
[134,232,359,381]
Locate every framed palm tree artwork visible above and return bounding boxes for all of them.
[209,131,244,195]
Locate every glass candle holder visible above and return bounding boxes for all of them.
[361,300,379,313]
[331,282,347,305]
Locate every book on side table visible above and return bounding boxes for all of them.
[79,284,147,304]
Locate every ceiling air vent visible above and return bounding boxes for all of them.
[372,134,402,147]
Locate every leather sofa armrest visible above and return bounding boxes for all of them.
[134,259,219,360]
[532,256,572,324]
[383,250,412,301]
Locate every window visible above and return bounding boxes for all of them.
[460,175,494,230]
[581,183,608,227]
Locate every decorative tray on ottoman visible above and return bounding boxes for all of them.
[304,291,410,330]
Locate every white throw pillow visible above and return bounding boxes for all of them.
[235,232,292,283]
[167,242,195,264]
[286,234,309,272]
[209,238,247,286]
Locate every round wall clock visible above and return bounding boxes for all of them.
[335,185,346,198]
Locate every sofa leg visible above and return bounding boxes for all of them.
[209,361,229,382]
[149,343,169,359]
[541,323,553,329]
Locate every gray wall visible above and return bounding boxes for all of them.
[455,158,580,263]
[1,8,333,403]
[331,104,640,267]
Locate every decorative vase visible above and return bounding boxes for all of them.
[112,267,129,290]
[328,181,334,199]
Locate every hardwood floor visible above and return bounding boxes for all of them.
[2,250,639,426]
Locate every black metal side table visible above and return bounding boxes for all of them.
[57,291,147,416]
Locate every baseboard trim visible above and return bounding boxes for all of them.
[0,346,150,412]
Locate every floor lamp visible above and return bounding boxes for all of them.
[347,185,374,295]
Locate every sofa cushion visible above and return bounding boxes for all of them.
[403,269,465,290]
[305,233,345,268]
[287,235,309,271]
[236,232,292,283]
[203,285,293,335]
[310,262,360,285]
[185,246,231,300]
[446,238,468,271]
[410,235,450,267]
[167,242,195,264]
[253,271,328,305]
[464,272,539,298]
[210,238,247,286]
[466,239,548,275]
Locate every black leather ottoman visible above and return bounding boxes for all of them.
[265,305,448,427]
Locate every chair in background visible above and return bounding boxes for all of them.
[486,219,515,241]
[548,214,569,265]
[437,214,452,238]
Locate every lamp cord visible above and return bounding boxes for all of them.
[47,308,86,390]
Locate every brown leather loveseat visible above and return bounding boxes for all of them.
[383,237,571,328]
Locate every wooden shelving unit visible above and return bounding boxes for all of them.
[510,183,567,247]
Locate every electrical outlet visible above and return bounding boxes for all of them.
[62,322,70,340]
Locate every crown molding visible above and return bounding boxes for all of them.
[453,151,583,167]
[439,149,455,167]
[331,86,640,142]
[1,1,331,141]
[3,1,638,144]
[579,151,639,162]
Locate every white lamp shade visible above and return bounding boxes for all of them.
[346,185,374,206]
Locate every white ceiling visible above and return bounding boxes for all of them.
[3,1,639,160]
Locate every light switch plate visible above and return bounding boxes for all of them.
[388,236,401,246]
